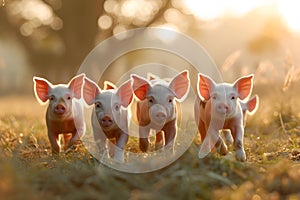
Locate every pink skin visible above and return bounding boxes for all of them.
[194,73,254,161]
[33,74,86,154]
[131,70,190,153]
[83,78,133,162]
[223,95,259,145]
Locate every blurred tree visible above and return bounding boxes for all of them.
[0,0,176,80]
[1,0,104,79]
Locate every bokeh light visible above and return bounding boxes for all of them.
[98,15,113,30]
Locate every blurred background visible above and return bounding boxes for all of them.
[0,0,300,101]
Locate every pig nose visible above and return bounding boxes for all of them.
[100,115,113,127]
[217,103,229,113]
[155,111,167,121]
[55,104,66,114]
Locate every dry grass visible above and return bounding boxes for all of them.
[0,91,299,200]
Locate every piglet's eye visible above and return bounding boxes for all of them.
[95,102,102,108]
[67,96,72,100]
[49,96,55,101]
[168,98,173,103]
[231,96,235,100]
[114,104,120,111]
[148,98,154,104]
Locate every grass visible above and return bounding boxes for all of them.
[0,94,299,200]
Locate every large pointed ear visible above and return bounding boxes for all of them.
[247,95,259,115]
[197,73,216,101]
[169,70,190,102]
[68,74,85,99]
[33,76,52,104]
[104,81,116,90]
[147,72,160,81]
[83,77,101,106]
[116,79,133,107]
[233,74,253,100]
[131,74,150,101]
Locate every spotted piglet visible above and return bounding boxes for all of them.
[131,70,190,153]
[33,74,85,153]
[83,78,133,162]
[194,73,254,161]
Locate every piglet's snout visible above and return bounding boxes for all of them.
[100,115,113,127]
[216,103,230,114]
[150,104,167,124]
[54,104,66,114]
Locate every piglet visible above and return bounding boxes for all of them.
[222,94,259,146]
[131,70,190,153]
[194,73,253,161]
[33,74,85,153]
[83,78,133,162]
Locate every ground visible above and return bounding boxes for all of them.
[0,93,299,200]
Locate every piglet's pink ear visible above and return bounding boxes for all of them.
[33,77,52,103]
[83,77,101,106]
[169,70,190,102]
[197,73,216,101]
[233,74,253,100]
[247,95,259,115]
[116,79,133,108]
[104,81,116,90]
[68,74,85,99]
[131,74,150,101]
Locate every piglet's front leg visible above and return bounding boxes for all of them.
[114,131,129,162]
[231,126,246,162]
[48,131,60,154]
[155,131,165,151]
[139,126,150,152]
[162,119,177,153]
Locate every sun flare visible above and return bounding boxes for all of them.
[183,0,300,33]
[277,0,300,32]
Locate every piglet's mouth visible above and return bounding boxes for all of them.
[100,123,113,128]
[55,110,65,115]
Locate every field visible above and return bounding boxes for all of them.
[0,89,300,200]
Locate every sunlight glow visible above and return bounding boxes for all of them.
[277,0,300,32]
[120,0,162,26]
[183,0,225,20]
[154,24,179,43]
[183,0,300,33]
[182,0,272,20]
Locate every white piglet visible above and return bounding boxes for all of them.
[33,74,86,153]
[194,73,254,161]
[83,78,133,162]
[131,70,190,153]
[222,94,259,146]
